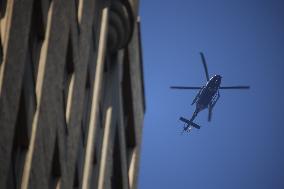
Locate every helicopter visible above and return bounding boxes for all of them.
[170,52,250,133]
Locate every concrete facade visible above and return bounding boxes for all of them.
[0,0,144,189]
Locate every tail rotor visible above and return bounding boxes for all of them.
[179,116,201,134]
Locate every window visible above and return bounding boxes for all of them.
[0,0,7,19]
[111,126,123,189]
[6,26,39,184]
[73,166,79,189]
[122,50,136,168]
[90,143,99,189]
[7,90,30,188]
[104,55,110,73]
[81,70,91,146]
[28,0,52,78]
[73,137,84,189]
[98,102,103,128]
[49,138,61,189]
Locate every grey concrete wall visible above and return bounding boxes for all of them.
[0,0,144,189]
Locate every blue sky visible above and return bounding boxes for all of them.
[138,0,284,189]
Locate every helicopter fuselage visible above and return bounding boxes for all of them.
[188,75,222,124]
[195,75,222,112]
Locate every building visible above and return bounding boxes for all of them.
[0,0,145,189]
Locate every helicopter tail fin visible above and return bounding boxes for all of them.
[179,117,201,129]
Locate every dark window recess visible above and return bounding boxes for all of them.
[93,145,98,165]
[111,127,123,189]
[91,119,106,189]
[92,25,98,54]
[104,53,117,72]
[87,26,98,80]
[7,133,27,189]
[7,86,31,188]
[73,146,84,189]
[81,22,103,142]
[24,50,37,115]
[98,102,103,128]
[87,0,101,74]
[0,0,7,18]
[81,70,91,146]
[90,144,99,189]
[104,55,111,72]
[6,43,38,187]
[80,119,86,147]
[50,138,61,189]
[73,165,79,189]
[62,34,75,132]
[15,84,32,147]
[74,135,85,189]
[74,0,79,16]
[122,50,136,167]
[29,0,50,78]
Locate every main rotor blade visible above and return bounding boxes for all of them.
[219,86,250,89]
[200,52,210,81]
[170,86,202,90]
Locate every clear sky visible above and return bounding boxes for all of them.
[138,0,284,189]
